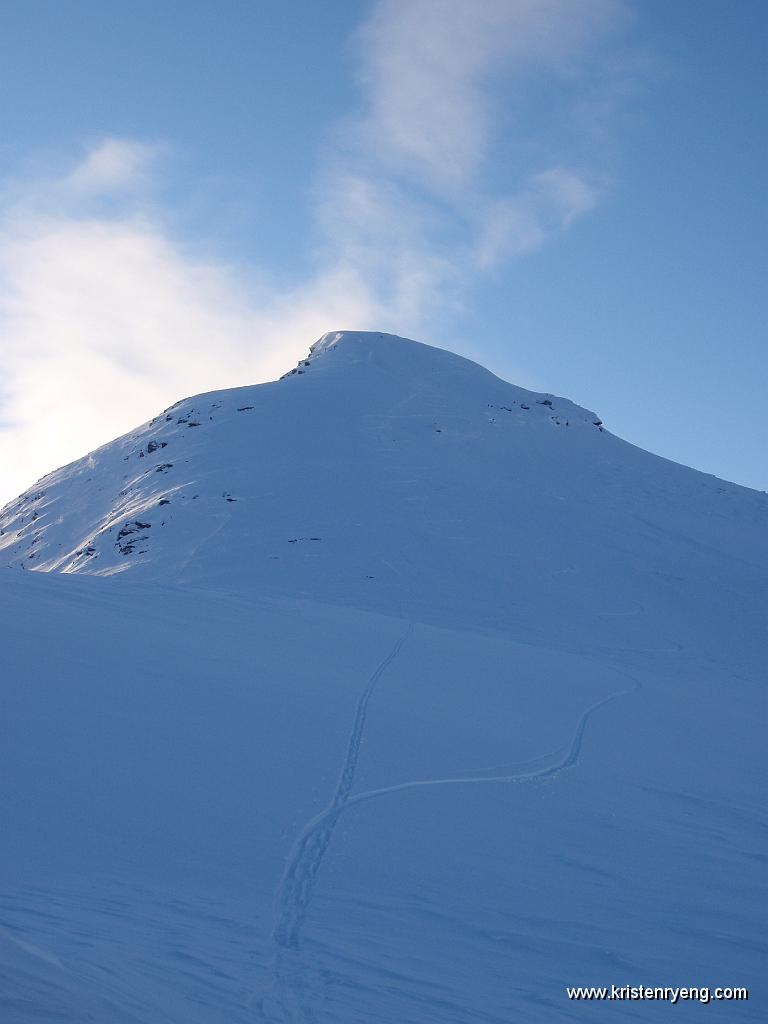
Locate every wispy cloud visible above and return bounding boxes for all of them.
[355,0,630,189]
[474,167,602,267]
[317,0,632,317]
[0,1,637,504]
[64,138,165,194]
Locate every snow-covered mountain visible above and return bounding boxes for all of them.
[1,332,765,1022]
[2,330,606,590]
[3,330,765,647]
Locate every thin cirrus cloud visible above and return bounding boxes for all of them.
[317,0,629,308]
[355,0,630,189]
[0,0,634,506]
[63,138,167,194]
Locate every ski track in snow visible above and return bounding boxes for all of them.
[272,624,413,956]
[336,672,641,813]
[267,624,412,1022]
[266,633,640,1022]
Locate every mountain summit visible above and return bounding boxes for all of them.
[1,330,765,646]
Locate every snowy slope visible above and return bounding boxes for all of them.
[2,569,765,1023]
[1,332,766,1022]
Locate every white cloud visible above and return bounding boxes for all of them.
[354,0,631,190]
[473,167,602,266]
[313,169,460,326]
[320,0,632,308]
[534,167,602,225]
[64,138,162,194]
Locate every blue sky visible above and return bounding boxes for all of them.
[0,0,765,502]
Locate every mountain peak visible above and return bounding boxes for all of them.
[283,329,507,386]
[2,329,763,631]
[311,330,402,354]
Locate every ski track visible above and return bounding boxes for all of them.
[266,625,412,1022]
[266,640,640,1022]
[272,624,413,957]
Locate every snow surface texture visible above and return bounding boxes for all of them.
[1,331,766,1022]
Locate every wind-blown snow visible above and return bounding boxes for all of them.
[0,331,765,1021]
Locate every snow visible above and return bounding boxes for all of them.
[0,331,765,1021]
